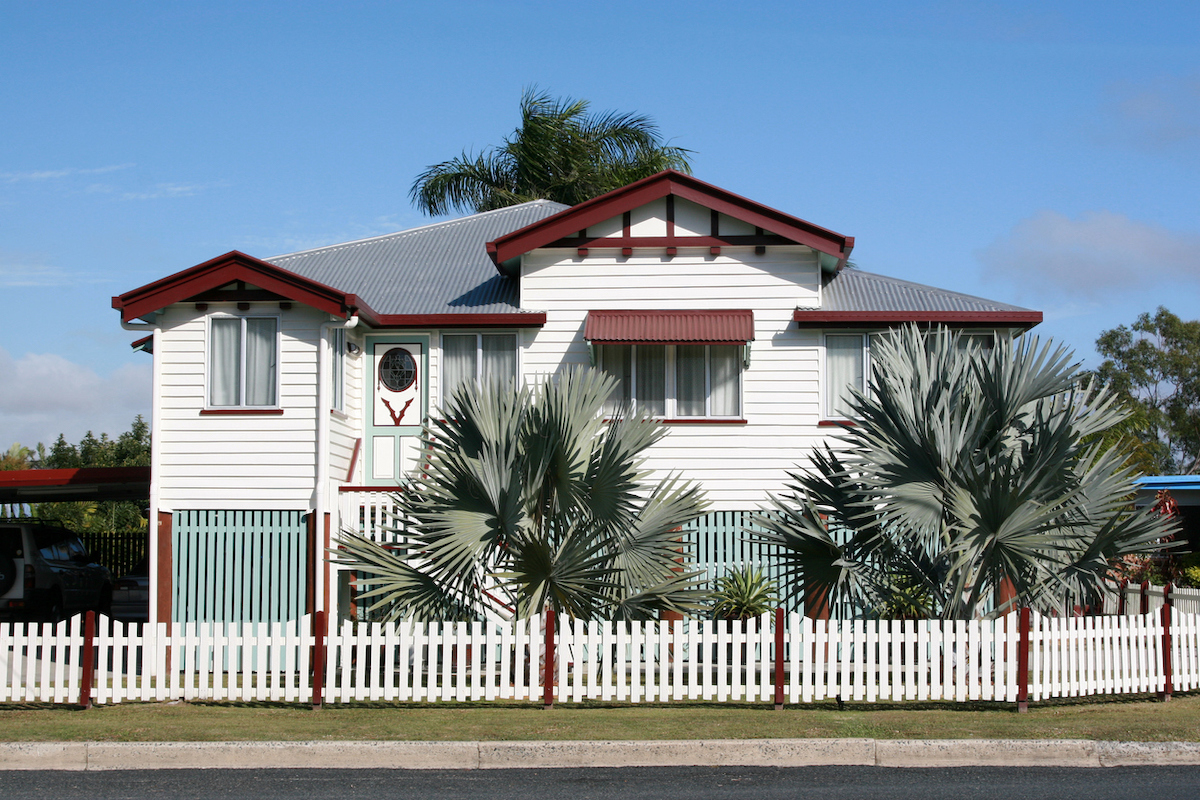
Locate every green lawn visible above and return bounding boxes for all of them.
[2,694,1198,743]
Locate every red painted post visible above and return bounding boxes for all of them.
[1140,581,1150,615]
[543,607,556,709]
[79,610,96,709]
[1117,579,1128,616]
[311,609,326,709]
[1016,607,1031,713]
[774,607,785,710]
[1160,584,1173,702]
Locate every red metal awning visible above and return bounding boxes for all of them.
[584,310,754,345]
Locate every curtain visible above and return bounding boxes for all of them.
[636,345,666,417]
[826,334,864,417]
[709,345,740,417]
[481,333,518,385]
[209,318,241,406]
[599,345,632,416]
[244,318,278,406]
[675,345,706,416]
[442,334,477,402]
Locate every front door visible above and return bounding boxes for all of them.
[364,335,428,485]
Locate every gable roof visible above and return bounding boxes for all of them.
[486,170,855,270]
[270,201,567,321]
[793,269,1042,329]
[113,201,567,326]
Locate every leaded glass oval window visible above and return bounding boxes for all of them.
[378,348,417,392]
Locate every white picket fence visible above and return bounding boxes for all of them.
[3,609,1198,706]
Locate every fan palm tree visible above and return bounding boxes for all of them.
[410,88,692,216]
[333,368,709,621]
[755,325,1176,620]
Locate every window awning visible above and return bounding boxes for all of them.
[584,310,754,345]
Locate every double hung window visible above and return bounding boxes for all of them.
[441,332,519,402]
[209,316,279,407]
[598,344,741,419]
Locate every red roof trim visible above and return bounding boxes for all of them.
[371,313,547,329]
[112,251,379,324]
[487,171,853,269]
[0,467,150,489]
[585,309,754,344]
[793,310,1043,329]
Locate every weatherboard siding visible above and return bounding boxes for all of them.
[520,246,827,510]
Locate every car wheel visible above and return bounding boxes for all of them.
[0,557,16,595]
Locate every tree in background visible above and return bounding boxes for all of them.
[410,88,692,216]
[1096,307,1200,475]
[333,369,709,621]
[0,443,35,471]
[755,326,1174,620]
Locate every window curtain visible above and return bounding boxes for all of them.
[599,345,632,416]
[244,318,278,406]
[675,345,706,416]
[709,345,740,417]
[331,328,346,411]
[826,334,864,417]
[481,333,517,385]
[209,318,241,406]
[441,334,477,402]
[636,346,666,417]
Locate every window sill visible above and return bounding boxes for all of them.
[818,419,857,427]
[200,408,285,416]
[330,408,349,421]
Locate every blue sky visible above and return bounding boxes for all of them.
[2,0,1198,448]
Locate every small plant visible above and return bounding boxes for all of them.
[712,564,778,620]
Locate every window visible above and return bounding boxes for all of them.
[209,316,278,407]
[331,328,346,411]
[441,332,518,402]
[597,344,742,419]
[825,333,867,419]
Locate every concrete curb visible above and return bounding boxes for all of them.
[2,739,1200,771]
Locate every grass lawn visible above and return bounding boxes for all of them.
[2,694,1198,743]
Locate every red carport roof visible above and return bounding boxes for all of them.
[0,467,151,504]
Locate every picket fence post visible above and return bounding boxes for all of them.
[1159,583,1173,702]
[774,608,785,710]
[543,607,556,709]
[78,611,96,709]
[1016,607,1031,713]
[312,610,326,709]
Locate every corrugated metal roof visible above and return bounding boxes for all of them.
[821,269,1033,314]
[584,310,755,344]
[266,201,568,316]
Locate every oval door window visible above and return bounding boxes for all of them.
[378,348,417,392]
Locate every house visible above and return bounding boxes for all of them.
[112,170,1041,624]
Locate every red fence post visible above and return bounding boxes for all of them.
[1140,581,1150,615]
[774,607,785,710]
[543,607,556,709]
[1016,607,1031,713]
[1160,584,1173,702]
[78,610,96,709]
[311,609,326,709]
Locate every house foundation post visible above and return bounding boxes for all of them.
[774,607,785,710]
[543,608,556,709]
[79,610,96,709]
[1016,607,1031,713]
[312,609,326,709]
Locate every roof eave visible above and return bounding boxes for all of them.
[793,310,1043,330]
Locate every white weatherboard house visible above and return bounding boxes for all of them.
[113,171,1042,624]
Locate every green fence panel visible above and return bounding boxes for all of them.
[172,510,307,623]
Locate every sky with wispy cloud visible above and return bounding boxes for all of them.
[1,0,1198,449]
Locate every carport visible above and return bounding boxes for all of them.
[0,467,151,506]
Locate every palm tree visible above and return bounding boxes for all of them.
[409,88,692,216]
[333,368,709,621]
[755,325,1176,620]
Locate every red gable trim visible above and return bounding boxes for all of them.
[793,310,1043,329]
[112,251,379,324]
[584,309,754,344]
[487,171,854,269]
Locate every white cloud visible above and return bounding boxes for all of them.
[977,210,1200,297]
[1102,74,1200,152]
[0,348,151,450]
[0,164,135,184]
[0,252,112,287]
[121,180,229,201]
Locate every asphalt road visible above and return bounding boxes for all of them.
[4,766,1200,800]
